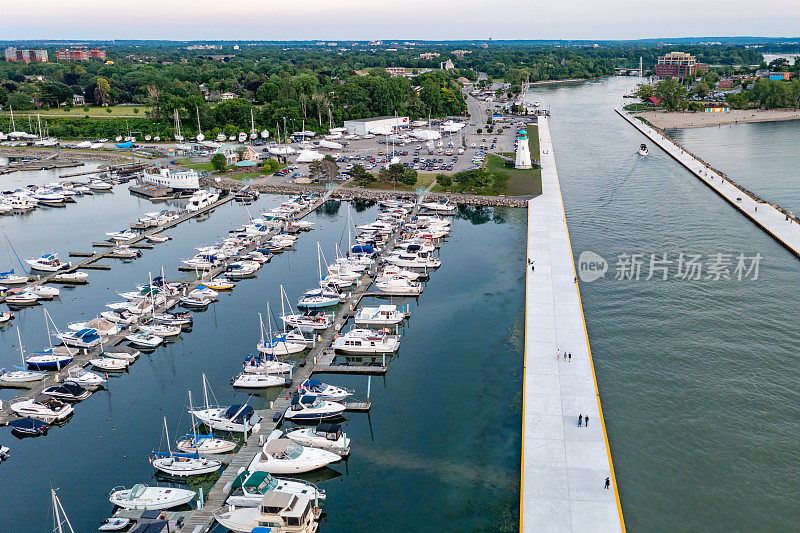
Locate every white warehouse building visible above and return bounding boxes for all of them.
[343,116,409,136]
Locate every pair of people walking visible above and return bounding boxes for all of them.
[577,414,589,427]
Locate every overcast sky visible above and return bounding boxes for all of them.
[4,0,800,41]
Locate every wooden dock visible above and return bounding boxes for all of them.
[180,192,430,532]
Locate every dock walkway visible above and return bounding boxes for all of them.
[181,195,425,532]
[521,116,624,532]
[616,107,800,257]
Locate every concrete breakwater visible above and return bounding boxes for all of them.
[203,176,531,207]
[0,146,131,163]
[618,107,800,257]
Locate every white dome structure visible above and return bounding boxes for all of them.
[410,129,442,141]
[296,150,324,163]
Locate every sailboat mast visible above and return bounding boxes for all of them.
[16,326,24,366]
[37,114,43,140]
[9,104,15,132]
[164,417,172,455]
[196,106,202,137]
[259,313,265,344]
[202,373,210,410]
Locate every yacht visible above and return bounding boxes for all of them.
[68,317,121,336]
[296,286,342,309]
[374,275,423,295]
[57,328,102,349]
[5,290,39,306]
[331,328,400,354]
[638,143,649,156]
[136,322,181,337]
[176,432,237,455]
[51,271,88,284]
[41,382,91,402]
[420,200,456,214]
[0,269,29,285]
[281,309,333,332]
[283,394,346,421]
[26,350,74,370]
[297,379,353,401]
[186,189,220,212]
[151,418,222,477]
[257,330,308,356]
[242,353,292,375]
[227,470,326,508]
[105,229,138,242]
[108,484,195,510]
[89,357,130,372]
[190,403,261,433]
[232,372,291,389]
[126,331,163,349]
[25,253,71,272]
[286,423,350,456]
[226,261,260,279]
[7,417,49,436]
[152,311,193,328]
[66,366,107,389]
[10,394,74,422]
[213,492,321,533]
[250,436,341,474]
[142,167,200,190]
[385,249,441,270]
[354,305,406,326]
[28,285,60,299]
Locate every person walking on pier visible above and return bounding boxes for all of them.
[585,415,589,427]
[568,353,572,362]
[577,414,582,427]
[605,477,610,489]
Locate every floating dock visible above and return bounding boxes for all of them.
[616,107,800,257]
[520,116,625,532]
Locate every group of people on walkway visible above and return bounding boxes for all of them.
[577,413,590,427]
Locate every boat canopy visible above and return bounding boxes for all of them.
[315,422,343,440]
[224,404,254,422]
[290,394,317,406]
[8,417,48,432]
[351,244,375,255]
[232,470,272,489]
[151,450,200,459]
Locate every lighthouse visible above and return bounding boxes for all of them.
[515,129,532,169]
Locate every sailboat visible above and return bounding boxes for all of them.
[150,417,222,476]
[249,108,258,140]
[26,309,75,371]
[0,233,31,285]
[195,106,205,142]
[297,243,344,308]
[51,488,75,533]
[256,306,307,356]
[173,109,184,142]
[189,374,262,433]
[0,326,47,385]
[280,284,332,332]
[176,390,236,454]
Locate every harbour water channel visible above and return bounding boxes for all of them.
[527,77,800,531]
[0,170,525,531]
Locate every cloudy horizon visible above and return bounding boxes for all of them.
[4,0,800,41]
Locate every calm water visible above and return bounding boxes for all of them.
[666,123,800,215]
[527,78,800,531]
[0,178,525,530]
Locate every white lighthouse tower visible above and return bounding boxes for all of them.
[515,128,532,169]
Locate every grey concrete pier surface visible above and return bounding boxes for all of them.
[616,107,800,257]
[521,116,625,532]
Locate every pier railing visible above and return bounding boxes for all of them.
[633,113,800,223]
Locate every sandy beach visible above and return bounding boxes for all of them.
[637,108,800,129]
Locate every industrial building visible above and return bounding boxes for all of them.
[343,116,409,136]
[4,47,48,63]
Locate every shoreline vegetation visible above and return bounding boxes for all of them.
[634,108,800,129]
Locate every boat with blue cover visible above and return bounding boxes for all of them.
[7,417,49,436]
[283,394,346,421]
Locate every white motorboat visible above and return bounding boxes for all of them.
[126,331,163,349]
[191,403,260,433]
[146,233,170,243]
[42,381,91,402]
[188,285,219,299]
[385,249,441,270]
[331,328,400,354]
[186,189,220,212]
[354,304,406,326]
[100,309,137,325]
[179,294,214,308]
[151,418,222,477]
[213,492,321,533]
[106,299,153,315]
[68,317,121,336]
[142,167,200,190]
[25,253,71,272]
[202,277,236,291]
[0,310,13,323]
[28,285,59,299]
[108,484,195,510]
[51,271,88,284]
[152,311,193,328]
[90,357,130,372]
[31,189,66,206]
[136,322,181,337]
[57,328,103,348]
[297,379,353,401]
[105,229,138,242]
[286,423,350,456]
[374,275,423,295]
[87,179,113,191]
[420,200,456,213]
[379,263,423,281]
[638,143,649,156]
[101,346,140,361]
[281,310,332,332]
[231,372,290,389]
[227,470,326,508]
[11,394,74,422]
[5,290,39,306]
[250,435,341,474]
[66,366,107,389]
[283,394,346,421]
[98,517,131,531]
[226,261,260,279]
[108,245,140,259]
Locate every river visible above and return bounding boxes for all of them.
[526,77,800,531]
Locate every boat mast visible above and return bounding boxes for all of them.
[52,488,75,533]
[37,114,43,140]
[9,104,15,132]
[201,373,210,410]
[196,106,203,138]
[258,313,265,345]
[17,325,25,366]
[163,417,172,456]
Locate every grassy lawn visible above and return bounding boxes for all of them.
[0,105,152,118]
[623,103,651,112]
[526,125,540,159]
[176,159,215,171]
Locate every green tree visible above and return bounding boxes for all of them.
[95,77,112,106]
[688,101,704,112]
[210,153,227,171]
[636,84,655,100]
[6,92,34,110]
[350,164,374,186]
[436,173,452,188]
[654,78,687,111]
[262,157,280,172]
[692,82,709,99]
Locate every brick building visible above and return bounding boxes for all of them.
[655,52,698,78]
[56,48,106,61]
[4,47,48,63]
